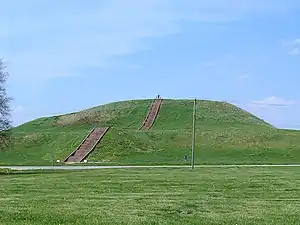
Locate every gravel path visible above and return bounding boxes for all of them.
[1,164,300,170]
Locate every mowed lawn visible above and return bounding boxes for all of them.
[1,168,300,224]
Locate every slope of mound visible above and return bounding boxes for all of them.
[16,99,272,132]
[153,99,272,130]
[3,126,300,165]
[88,127,300,165]
[15,99,153,132]
[1,98,299,166]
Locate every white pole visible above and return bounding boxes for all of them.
[191,98,196,169]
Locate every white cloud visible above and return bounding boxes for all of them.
[11,105,35,126]
[232,97,300,129]
[2,0,300,84]
[294,38,300,44]
[250,96,295,106]
[289,47,300,55]
[225,54,235,61]
[284,38,300,55]
[12,105,25,113]
[242,101,300,129]
[236,74,249,81]
[203,62,215,67]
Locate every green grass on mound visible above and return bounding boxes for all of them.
[1,168,300,225]
[1,99,300,165]
[154,100,272,130]
[16,100,153,132]
[88,127,300,165]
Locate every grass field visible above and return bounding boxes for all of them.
[1,99,300,165]
[1,167,300,224]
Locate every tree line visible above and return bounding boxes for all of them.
[0,58,12,150]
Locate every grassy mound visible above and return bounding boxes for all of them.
[154,100,271,130]
[16,100,153,132]
[1,99,300,165]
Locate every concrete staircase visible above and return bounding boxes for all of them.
[64,127,109,162]
[139,98,163,130]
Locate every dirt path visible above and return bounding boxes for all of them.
[1,164,300,170]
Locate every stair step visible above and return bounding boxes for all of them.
[64,127,109,162]
[139,98,162,130]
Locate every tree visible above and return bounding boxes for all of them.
[0,58,12,150]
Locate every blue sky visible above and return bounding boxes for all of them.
[1,0,300,128]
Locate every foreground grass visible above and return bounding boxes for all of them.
[0,168,300,224]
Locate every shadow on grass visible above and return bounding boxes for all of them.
[0,169,74,176]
